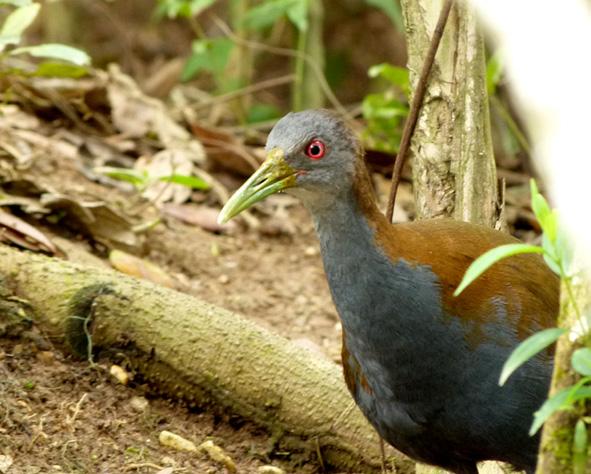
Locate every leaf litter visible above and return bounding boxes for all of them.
[0,64,343,473]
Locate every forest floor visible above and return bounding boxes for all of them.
[0,149,381,473]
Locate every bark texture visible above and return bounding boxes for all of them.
[536,265,591,473]
[400,0,498,227]
[0,244,413,473]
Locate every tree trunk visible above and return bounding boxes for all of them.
[400,0,498,227]
[400,1,503,472]
[0,244,413,474]
[536,260,591,473]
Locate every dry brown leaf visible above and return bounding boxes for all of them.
[0,103,79,171]
[162,204,237,234]
[0,193,49,215]
[136,149,193,205]
[0,105,40,130]
[104,65,205,164]
[0,209,59,255]
[109,249,175,288]
[0,454,13,474]
[190,122,259,176]
[40,193,139,248]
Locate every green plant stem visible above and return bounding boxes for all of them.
[563,274,585,334]
[292,28,306,111]
[43,0,74,44]
[211,14,345,116]
[559,255,584,329]
[189,17,206,39]
[230,0,252,121]
[537,266,591,473]
[291,0,325,111]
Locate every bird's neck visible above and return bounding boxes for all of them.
[306,162,404,331]
[307,161,389,235]
[309,162,456,404]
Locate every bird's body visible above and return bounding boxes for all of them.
[219,110,560,474]
[320,169,556,473]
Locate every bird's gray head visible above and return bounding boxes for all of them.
[218,109,361,223]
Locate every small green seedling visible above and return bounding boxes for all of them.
[362,63,409,153]
[455,179,589,466]
[0,1,90,77]
[94,166,209,192]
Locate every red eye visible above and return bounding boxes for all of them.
[305,139,325,160]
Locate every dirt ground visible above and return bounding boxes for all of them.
[0,146,386,473]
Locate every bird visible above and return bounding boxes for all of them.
[218,109,559,474]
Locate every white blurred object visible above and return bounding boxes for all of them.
[471,0,591,269]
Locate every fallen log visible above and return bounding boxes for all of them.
[0,244,413,473]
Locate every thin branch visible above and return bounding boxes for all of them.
[198,137,261,171]
[386,0,455,222]
[210,15,347,117]
[193,74,295,111]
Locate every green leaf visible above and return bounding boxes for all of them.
[368,63,409,94]
[10,44,91,66]
[366,0,404,31]
[362,92,407,153]
[486,50,504,95]
[542,250,561,276]
[33,61,89,78]
[159,174,209,190]
[155,0,216,18]
[0,35,19,51]
[541,230,561,276]
[185,0,216,16]
[499,328,566,386]
[243,0,300,31]
[181,38,233,81]
[573,419,588,474]
[531,385,591,435]
[0,0,33,6]
[286,0,308,31]
[566,377,591,407]
[0,3,39,40]
[529,179,555,239]
[572,348,591,376]
[531,174,573,278]
[543,223,574,278]
[454,243,544,296]
[555,226,574,277]
[246,103,281,124]
[94,167,148,188]
[530,388,570,436]
[362,93,408,120]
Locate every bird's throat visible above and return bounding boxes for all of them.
[308,164,400,334]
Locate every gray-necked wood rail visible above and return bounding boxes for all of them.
[218,109,559,474]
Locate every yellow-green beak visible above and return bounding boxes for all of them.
[218,148,297,224]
